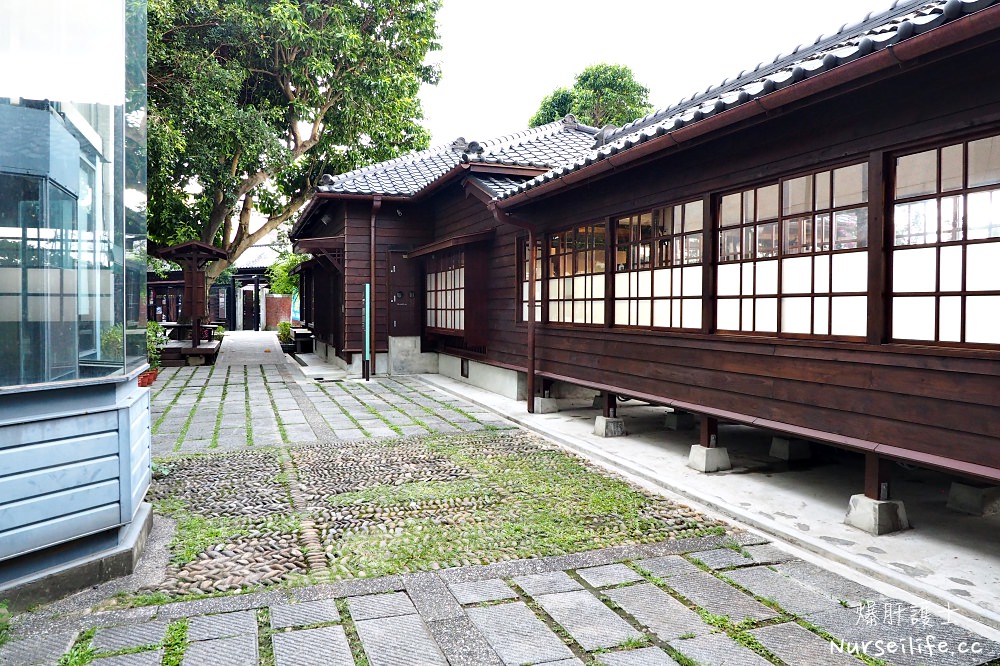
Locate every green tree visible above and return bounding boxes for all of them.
[148,0,441,280]
[528,87,575,128]
[529,64,652,129]
[266,251,307,295]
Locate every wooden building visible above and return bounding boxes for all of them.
[292,0,1000,533]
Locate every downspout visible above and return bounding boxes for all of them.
[369,196,381,378]
[491,205,537,413]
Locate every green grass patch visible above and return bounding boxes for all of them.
[328,479,494,507]
[161,619,188,666]
[336,599,370,666]
[244,366,255,446]
[56,629,96,666]
[0,600,10,648]
[210,366,231,449]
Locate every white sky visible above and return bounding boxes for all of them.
[419,0,888,145]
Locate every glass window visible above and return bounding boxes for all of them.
[425,251,465,332]
[547,223,605,325]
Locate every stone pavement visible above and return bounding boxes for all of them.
[4,334,1000,665]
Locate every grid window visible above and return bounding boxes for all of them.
[614,200,703,329]
[518,237,542,322]
[891,133,1000,345]
[718,163,869,338]
[547,223,605,324]
[425,250,464,331]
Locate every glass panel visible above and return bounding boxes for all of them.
[968,135,1000,188]
[757,184,779,220]
[966,241,1000,291]
[755,260,778,295]
[718,298,739,329]
[893,200,937,246]
[895,149,937,199]
[815,171,831,210]
[684,201,703,232]
[814,254,831,293]
[741,298,754,331]
[755,298,777,333]
[682,266,702,297]
[720,194,741,227]
[892,247,937,293]
[781,297,812,334]
[717,263,740,296]
[782,256,812,294]
[683,298,702,329]
[637,270,651,298]
[683,234,702,264]
[814,296,830,334]
[783,175,813,215]
[832,251,868,293]
[658,207,674,236]
[656,239,671,268]
[833,208,868,249]
[614,272,630,298]
[814,213,832,252]
[743,226,755,260]
[966,296,1000,344]
[592,301,605,325]
[783,217,812,254]
[940,196,964,242]
[653,269,671,297]
[941,144,963,192]
[967,189,1000,239]
[939,245,963,292]
[638,242,652,269]
[592,274,604,299]
[939,296,961,342]
[637,300,651,327]
[0,175,41,385]
[892,296,936,341]
[719,228,741,262]
[831,296,867,337]
[743,189,755,224]
[833,163,868,207]
[639,213,654,240]
[653,299,670,328]
[741,262,755,296]
[756,222,778,258]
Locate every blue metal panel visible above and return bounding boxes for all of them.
[0,433,117,475]
[0,504,121,561]
[0,480,119,532]
[0,456,118,504]
[0,411,117,448]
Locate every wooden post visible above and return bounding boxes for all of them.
[601,391,616,419]
[527,229,537,413]
[369,197,381,376]
[864,452,892,501]
[867,151,887,345]
[700,416,718,448]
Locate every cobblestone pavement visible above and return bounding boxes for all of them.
[4,347,1000,665]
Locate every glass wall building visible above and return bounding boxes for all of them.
[0,0,152,604]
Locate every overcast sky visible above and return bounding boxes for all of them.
[419,0,887,145]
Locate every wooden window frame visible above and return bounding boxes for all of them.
[545,222,606,326]
[516,235,542,324]
[424,249,465,334]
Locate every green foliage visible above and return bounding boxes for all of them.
[101,324,125,359]
[146,320,168,369]
[277,321,293,344]
[56,629,96,666]
[529,63,652,129]
[528,86,575,128]
[266,251,307,295]
[148,0,441,278]
[161,619,189,666]
[0,600,10,648]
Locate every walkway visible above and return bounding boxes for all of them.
[2,333,999,666]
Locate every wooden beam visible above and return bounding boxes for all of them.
[700,416,719,448]
[867,151,888,344]
[864,452,892,500]
[527,229,537,413]
[404,229,496,259]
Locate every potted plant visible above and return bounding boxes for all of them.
[140,320,168,386]
[277,321,295,354]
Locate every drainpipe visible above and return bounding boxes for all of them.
[369,196,381,378]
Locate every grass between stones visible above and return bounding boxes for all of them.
[209,366,231,449]
[262,372,289,444]
[174,366,215,452]
[244,366,255,446]
[335,598,371,666]
[152,368,200,435]
[315,383,371,436]
[161,618,188,666]
[0,600,9,647]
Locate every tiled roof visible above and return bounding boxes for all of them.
[499,0,999,201]
[467,175,533,198]
[316,116,599,198]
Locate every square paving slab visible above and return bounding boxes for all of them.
[723,565,835,616]
[466,602,574,666]
[94,651,163,666]
[269,599,340,629]
[183,635,258,666]
[576,563,644,588]
[448,579,518,605]
[92,620,169,652]
[751,622,860,666]
[347,591,417,620]
[603,583,709,641]
[664,571,778,624]
[271,626,353,666]
[534,590,644,651]
[187,610,257,642]
[668,632,772,666]
[687,548,757,570]
[633,556,700,579]
[354,613,448,666]
[596,647,680,665]
[513,571,584,596]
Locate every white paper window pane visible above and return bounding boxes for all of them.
[573,300,585,322]
[892,247,937,293]
[940,296,962,342]
[781,297,812,334]
[592,274,604,298]
[614,300,629,325]
[673,267,683,295]
[672,299,682,328]
[719,298,740,331]
[614,272,629,297]
[892,296,936,340]
[814,296,830,334]
[717,264,740,296]
[756,260,778,295]
[653,299,671,327]
[564,277,575,299]
[564,301,574,322]
[534,282,542,299]
[653,269,671,297]
[967,242,1000,291]
[755,298,777,332]
[741,298,754,331]
[831,296,867,336]
[592,301,605,325]
[814,255,830,294]
[573,275,586,299]
[548,304,560,323]
[522,282,529,301]
[940,245,963,292]
[630,300,639,325]
[969,135,1000,188]
[522,304,529,321]
[682,266,702,297]
[457,311,464,330]
[683,299,702,329]
[742,263,755,296]
[638,270,652,298]
[548,278,560,299]
[833,163,868,207]
[895,150,937,199]
[832,252,868,293]
[782,256,812,294]
[966,296,1000,344]
[637,301,651,326]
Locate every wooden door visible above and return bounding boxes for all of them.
[387,251,420,337]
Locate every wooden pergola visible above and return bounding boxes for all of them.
[156,241,228,349]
